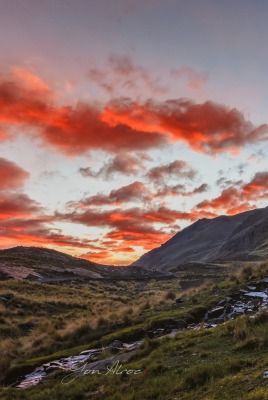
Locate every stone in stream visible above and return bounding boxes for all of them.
[244,292,268,299]
[207,306,225,319]
[13,275,268,390]
[108,340,124,353]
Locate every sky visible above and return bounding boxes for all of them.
[0,0,267,265]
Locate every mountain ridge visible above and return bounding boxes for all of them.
[0,245,170,281]
[133,206,268,270]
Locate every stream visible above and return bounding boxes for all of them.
[11,276,268,389]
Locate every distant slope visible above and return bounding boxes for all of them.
[133,207,268,270]
[0,246,170,281]
[216,207,268,260]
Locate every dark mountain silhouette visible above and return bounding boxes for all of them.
[0,246,169,281]
[133,207,268,270]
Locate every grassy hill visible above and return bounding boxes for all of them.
[1,261,268,399]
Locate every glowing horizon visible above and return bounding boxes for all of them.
[0,0,267,265]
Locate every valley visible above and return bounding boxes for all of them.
[0,207,268,399]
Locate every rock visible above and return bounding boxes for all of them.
[244,292,268,299]
[0,293,14,301]
[175,298,184,304]
[18,323,34,335]
[207,306,225,319]
[225,304,233,314]
[227,291,242,299]
[174,319,188,329]
[263,371,268,378]
[108,340,123,353]
[189,306,208,322]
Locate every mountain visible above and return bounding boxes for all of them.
[0,246,169,281]
[133,206,268,270]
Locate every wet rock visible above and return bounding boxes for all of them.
[244,292,268,299]
[225,304,233,314]
[207,306,225,319]
[247,286,256,291]
[174,319,188,329]
[218,297,232,306]
[0,293,14,301]
[154,328,165,337]
[108,340,124,353]
[227,291,242,299]
[256,278,268,291]
[166,324,181,332]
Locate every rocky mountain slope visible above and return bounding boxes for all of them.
[0,246,169,281]
[133,206,268,270]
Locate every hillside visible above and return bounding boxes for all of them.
[133,207,268,270]
[1,261,268,399]
[0,246,169,281]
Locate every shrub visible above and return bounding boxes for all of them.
[165,291,176,300]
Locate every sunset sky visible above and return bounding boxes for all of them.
[0,0,267,265]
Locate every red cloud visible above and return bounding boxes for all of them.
[1,73,267,156]
[242,172,268,196]
[0,158,29,190]
[0,77,166,155]
[0,193,43,219]
[42,103,166,155]
[0,220,101,253]
[12,67,51,93]
[0,80,51,127]
[56,205,217,254]
[192,183,209,194]
[102,98,268,154]
[79,153,144,178]
[80,242,136,264]
[196,172,268,215]
[156,183,209,197]
[146,160,196,183]
[74,181,151,207]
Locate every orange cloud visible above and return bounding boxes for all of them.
[102,98,268,154]
[196,172,268,215]
[0,158,29,190]
[12,67,51,93]
[0,77,166,154]
[0,79,51,128]
[56,205,217,257]
[1,73,266,156]
[0,215,104,254]
[0,194,42,219]
[242,172,268,196]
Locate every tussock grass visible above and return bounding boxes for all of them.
[1,260,268,399]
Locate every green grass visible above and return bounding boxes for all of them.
[1,261,268,399]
